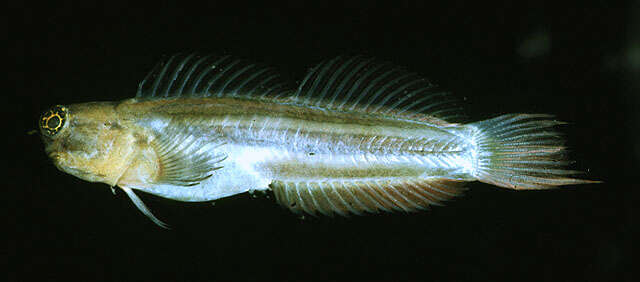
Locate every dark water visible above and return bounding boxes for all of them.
[9,1,635,281]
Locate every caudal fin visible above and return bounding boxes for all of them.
[470,114,598,189]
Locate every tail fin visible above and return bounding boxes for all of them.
[470,114,598,189]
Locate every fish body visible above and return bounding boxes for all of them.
[39,54,595,227]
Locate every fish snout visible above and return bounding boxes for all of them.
[48,152,61,161]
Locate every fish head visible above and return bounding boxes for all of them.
[39,102,136,185]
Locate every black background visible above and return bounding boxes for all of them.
[9,1,635,281]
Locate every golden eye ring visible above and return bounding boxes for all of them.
[40,105,68,135]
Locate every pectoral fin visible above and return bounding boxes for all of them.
[145,118,227,186]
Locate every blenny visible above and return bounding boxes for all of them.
[38,54,597,228]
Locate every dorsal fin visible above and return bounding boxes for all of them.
[136,53,292,100]
[135,54,464,123]
[293,56,465,122]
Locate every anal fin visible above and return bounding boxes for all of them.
[270,178,465,216]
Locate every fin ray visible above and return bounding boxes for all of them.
[141,117,227,186]
[271,178,465,216]
[294,56,464,123]
[136,53,291,100]
[471,114,599,189]
[121,186,170,229]
[136,54,462,124]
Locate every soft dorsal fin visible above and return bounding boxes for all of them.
[136,53,292,100]
[293,56,464,122]
[141,117,227,186]
[271,178,465,216]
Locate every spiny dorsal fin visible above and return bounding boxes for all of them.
[136,53,292,100]
[270,178,465,216]
[293,56,465,123]
[141,117,227,186]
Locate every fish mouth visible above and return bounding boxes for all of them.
[48,153,68,172]
[47,152,70,170]
[48,152,62,163]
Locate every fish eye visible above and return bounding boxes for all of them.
[40,105,68,136]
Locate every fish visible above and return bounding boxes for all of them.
[38,54,597,228]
